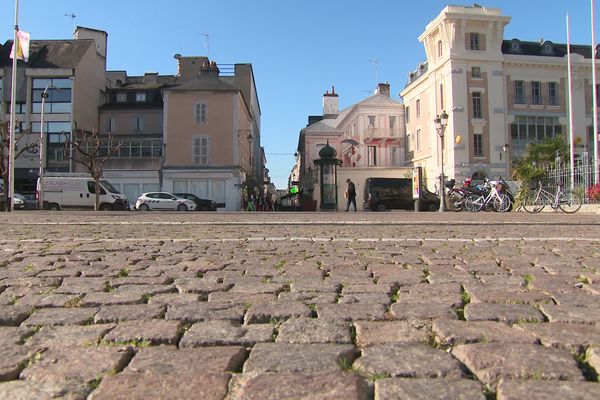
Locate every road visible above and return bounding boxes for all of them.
[1,211,599,399]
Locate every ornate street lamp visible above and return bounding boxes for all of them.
[434,111,449,212]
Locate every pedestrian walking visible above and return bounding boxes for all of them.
[345,178,357,212]
[246,193,256,212]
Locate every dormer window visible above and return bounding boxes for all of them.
[540,41,555,56]
[135,92,146,102]
[508,39,522,54]
[116,93,126,103]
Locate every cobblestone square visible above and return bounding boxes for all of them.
[1,211,599,399]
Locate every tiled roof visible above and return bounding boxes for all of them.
[165,76,240,92]
[0,39,93,68]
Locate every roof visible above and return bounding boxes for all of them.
[502,39,599,59]
[164,76,241,92]
[0,39,93,68]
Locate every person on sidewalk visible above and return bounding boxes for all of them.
[345,178,357,212]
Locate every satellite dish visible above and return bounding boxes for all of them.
[455,135,462,144]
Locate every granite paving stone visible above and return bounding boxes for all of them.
[146,292,200,306]
[0,305,32,326]
[317,303,387,321]
[243,343,357,374]
[0,345,41,381]
[464,303,545,324]
[433,320,537,346]
[375,378,486,400]
[0,380,68,400]
[244,301,311,323]
[88,371,231,400]
[354,321,429,347]
[208,292,276,304]
[102,319,181,345]
[93,304,165,323]
[173,278,233,294]
[516,322,600,350]
[353,343,466,379]
[15,293,82,308]
[233,371,370,400]
[451,343,584,389]
[55,278,108,294]
[538,303,600,324]
[496,380,600,400]
[126,345,247,373]
[391,300,458,320]
[82,292,143,306]
[337,293,390,304]
[165,302,246,323]
[19,346,132,398]
[26,324,115,348]
[276,318,352,344]
[21,307,98,327]
[179,320,273,347]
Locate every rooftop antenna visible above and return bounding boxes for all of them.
[64,12,77,33]
[198,33,210,59]
[369,58,379,88]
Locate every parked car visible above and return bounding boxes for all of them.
[135,192,197,211]
[15,193,38,210]
[363,177,440,211]
[39,175,128,211]
[173,193,217,211]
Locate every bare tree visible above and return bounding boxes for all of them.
[65,127,121,211]
[0,120,38,211]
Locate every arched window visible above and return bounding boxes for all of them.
[437,40,443,58]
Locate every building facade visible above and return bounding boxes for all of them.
[297,84,408,210]
[401,5,600,190]
[0,27,107,193]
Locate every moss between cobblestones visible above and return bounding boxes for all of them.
[574,347,600,382]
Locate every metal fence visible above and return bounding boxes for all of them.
[537,151,600,204]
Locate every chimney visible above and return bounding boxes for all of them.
[143,72,158,84]
[74,26,108,59]
[174,55,213,80]
[376,82,391,98]
[323,85,339,117]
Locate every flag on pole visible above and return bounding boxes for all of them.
[9,30,30,62]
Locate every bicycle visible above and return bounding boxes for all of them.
[521,181,583,214]
[463,179,512,212]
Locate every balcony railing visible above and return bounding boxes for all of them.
[365,128,402,138]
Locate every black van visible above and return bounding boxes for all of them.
[363,177,440,211]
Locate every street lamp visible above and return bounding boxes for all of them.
[38,84,59,210]
[434,111,449,212]
[246,132,253,172]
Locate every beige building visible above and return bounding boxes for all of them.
[401,5,599,190]
[161,58,260,211]
[297,84,408,210]
[0,27,107,193]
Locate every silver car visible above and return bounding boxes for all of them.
[135,192,197,211]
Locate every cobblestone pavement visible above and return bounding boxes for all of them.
[1,211,600,399]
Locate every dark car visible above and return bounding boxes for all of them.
[15,193,38,210]
[363,177,440,212]
[174,193,217,211]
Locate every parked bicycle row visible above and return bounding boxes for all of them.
[444,177,583,213]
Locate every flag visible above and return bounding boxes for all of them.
[10,30,30,62]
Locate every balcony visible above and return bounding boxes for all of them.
[365,128,402,139]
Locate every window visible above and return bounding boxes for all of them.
[194,102,208,124]
[416,129,422,151]
[367,146,377,166]
[548,82,558,106]
[389,116,396,130]
[531,81,542,105]
[9,102,25,114]
[134,116,144,132]
[406,132,412,152]
[116,93,127,103]
[193,135,210,165]
[471,66,481,78]
[135,92,146,102]
[437,40,443,58]
[514,81,525,104]
[367,116,376,128]
[405,106,410,123]
[108,117,117,133]
[32,78,72,114]
[469,33,480,50]
[416,99,421,118]
[511,116,562,142]
[390,146,401,166]
[440,84,444,110]
[472,92,482,119]
[473,134,483,157]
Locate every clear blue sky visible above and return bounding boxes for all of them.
[1,0,597,188]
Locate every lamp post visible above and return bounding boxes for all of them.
[38,84,57,210]
[434,111,449,212]
[246,132,253,174]
[502,143,510,178]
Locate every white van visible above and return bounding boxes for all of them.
[39,175,129,211]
